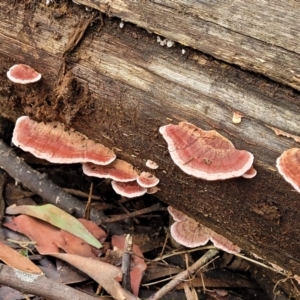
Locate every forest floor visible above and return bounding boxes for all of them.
[0,117,296,300]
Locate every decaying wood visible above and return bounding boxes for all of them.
[0,0,300,282]
[75,0,300,91]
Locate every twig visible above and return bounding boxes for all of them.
[83,182,93,219]
[102,203,165,224]
[116,200,140,224]
[147,249,219,300]
[63,187,101,200]
[122,234,133,293]
[0,263,100,300]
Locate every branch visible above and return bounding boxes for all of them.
[147,249,219,300]
[0,263,100,300]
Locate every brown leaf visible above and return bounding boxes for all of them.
[0,241,42,274]
[3,215,105,257]
[49,253,140,300]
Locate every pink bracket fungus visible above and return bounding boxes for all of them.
[136,171,159,188]
[168,206,241,253]
[145,159,159,170]
[111,181,147,198]
[12,116,116,165]
[159,122,254,180]
[276,148,300,193]
[7,64,42,84]
[241,165,257,179]
[82,159,138,182]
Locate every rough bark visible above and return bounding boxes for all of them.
[75,0,300,91]
[0,0,300,279]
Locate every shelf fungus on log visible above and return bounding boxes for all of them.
[241,165,257,179]
[82,159,138,182]
[7,64,42,84]
[145,159,159,170]
[159,122,254,180]
[111,181,147,198]
[276,148,300,193]
[136,172,159,188]
[168,206,241,253]
[12,116,116,165]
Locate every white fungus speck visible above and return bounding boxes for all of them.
[157,36,174,48]
[119,20,124,28]
[166,40,174,48]
[182,49,186,55]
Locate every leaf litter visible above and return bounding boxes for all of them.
[0,153,295,299]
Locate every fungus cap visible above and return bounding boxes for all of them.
[82,159,138,182]
[111,181,147,198]
[12,116,116,165]
[168,206,241,253]
[170,219,210,248]
[145,160,159,170]
[168,206,188,222]
[242,166,257,179]
[209,230,241,254]
[168,206,210,248]
[159,122,254,180]
[136,172,159,188]
[7,64,41,84]
[276,148,300,193]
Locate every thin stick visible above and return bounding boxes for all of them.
[121,234,133,292]
[116,200,140,224]
[83,182,93,219]
[147,249,219,300]
[102,203,165,224]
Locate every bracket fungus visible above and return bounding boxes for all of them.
[159,122,254,180]
[111,181,147,198]
[241,165,257,179]
[276,148,300,193]
[145,159,159,170]
[7,64,42,84]
[12,116,116,165]
[168,206,241,253]
[136,172,159,188]
[82,159,138,182]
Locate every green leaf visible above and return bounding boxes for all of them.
[6,204,102,249]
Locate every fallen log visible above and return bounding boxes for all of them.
[75,0,300,91]
[0,0,300,279]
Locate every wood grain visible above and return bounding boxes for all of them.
[75,0,300,91]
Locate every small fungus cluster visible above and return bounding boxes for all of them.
[12,116,160,198]
[168,206,241,253]
[6,63,160,198]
